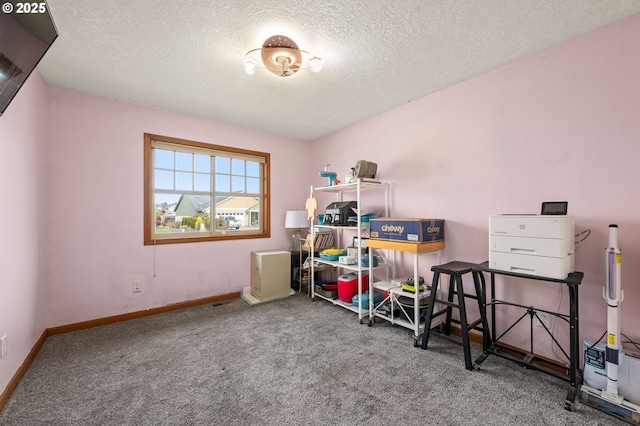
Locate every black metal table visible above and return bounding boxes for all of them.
[472,261,583,410]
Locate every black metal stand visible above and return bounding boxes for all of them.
[472,261,583,410]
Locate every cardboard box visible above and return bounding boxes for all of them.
[369,218,444,243]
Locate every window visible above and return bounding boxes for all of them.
[144,133,270,245]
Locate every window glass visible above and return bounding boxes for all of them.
[216,157,230,173]
[247,177,260,193]
[144,134,270,245]
[176,152,192,171]
[176,172,193,191]
[232,159,245,175]
[232,176,245,193]
[194,173,210,191]
[247,161,259,177]
[194,154,210,173]
[155,170,174,190]
[155,149,174,169]
[216,174,231,193]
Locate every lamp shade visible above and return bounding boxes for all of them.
[285,210,309,229]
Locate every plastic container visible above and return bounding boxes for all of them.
[337,272,369,303]
[352,291,382,308]
[320,253,340,261]
[361,253,378,267]
[315,282,338,299]
[320,249,344,261]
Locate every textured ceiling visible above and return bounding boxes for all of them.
[37,0,640,141]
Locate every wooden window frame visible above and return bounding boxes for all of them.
[144,133,270,245]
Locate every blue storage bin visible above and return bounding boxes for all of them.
[361,253,378,267]
[351,291,382,308]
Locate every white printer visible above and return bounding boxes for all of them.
[489,215,575,279]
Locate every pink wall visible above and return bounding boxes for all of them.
[3,13,640,397]
[311,14,640,361]
[44,88,312,327]
[0,72,49,393]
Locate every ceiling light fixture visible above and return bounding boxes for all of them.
[243,35,322,77]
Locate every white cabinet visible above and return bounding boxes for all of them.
[310,180,390,323]
[367,239,443,343]
[251,250,291,302]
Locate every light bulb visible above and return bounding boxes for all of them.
[310,57,322,73]
[243,59,256,75]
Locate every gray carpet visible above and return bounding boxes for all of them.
[0,293,624,425]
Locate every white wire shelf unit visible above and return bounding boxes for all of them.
[310,179,390,323]
[366,239,444,344]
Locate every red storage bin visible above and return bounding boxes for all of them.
[337,272,369,303]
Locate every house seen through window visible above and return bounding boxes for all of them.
[144,133,270,244]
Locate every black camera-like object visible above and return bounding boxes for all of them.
[324,201,357,226]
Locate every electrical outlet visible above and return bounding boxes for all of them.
[536,312,550,329]
[132,280,142,293]
[1,335,7,358]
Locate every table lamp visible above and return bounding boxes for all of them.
[285,210,309,252]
